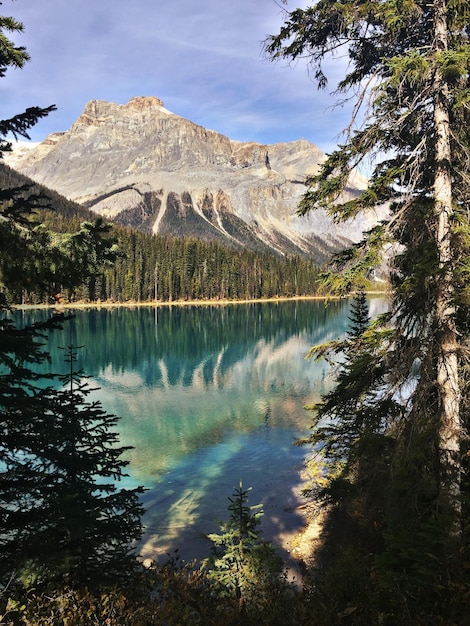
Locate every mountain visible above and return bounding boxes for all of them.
[5,96,374,260]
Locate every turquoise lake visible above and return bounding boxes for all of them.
[16,298,388,563]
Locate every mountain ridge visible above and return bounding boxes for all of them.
[5,96,374,260]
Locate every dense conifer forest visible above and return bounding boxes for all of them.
[0,163,321,304]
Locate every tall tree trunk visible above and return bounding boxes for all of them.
[433,0,462,524]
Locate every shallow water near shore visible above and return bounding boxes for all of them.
[15,298,388,564]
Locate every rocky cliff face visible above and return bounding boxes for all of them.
[5,96,374,260]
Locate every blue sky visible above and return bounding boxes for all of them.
[2,0,352,153]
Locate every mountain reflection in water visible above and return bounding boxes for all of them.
[16,298,388,562]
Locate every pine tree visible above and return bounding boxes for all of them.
[302,291,395,483]
[1,344,144,584]
[267,1,470,619]
[204,482,283,614]
[0,4,144,592]
[347,285,369,340]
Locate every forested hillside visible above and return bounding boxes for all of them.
[0,162,320,304]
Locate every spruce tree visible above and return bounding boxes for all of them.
[0,4,144,593]
[1,344,144,584]
[347,285,369,340]
[301,290,395,491]
[267,1,470,619]
[204,482,283,614]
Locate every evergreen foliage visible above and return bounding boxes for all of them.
[302,288,396,479]
[0,0,144,602]
[0,171,120,305]
[267,1,470,621]
[100,231,320,304]
[204,482,296,622]
[0,343,144,585]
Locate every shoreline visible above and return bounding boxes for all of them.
[14,291,389,310]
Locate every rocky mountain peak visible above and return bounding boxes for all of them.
[79,96,168,123]
[5,96,374,261]
[125,95,166,109]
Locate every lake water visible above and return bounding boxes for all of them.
[15,298,387,564]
